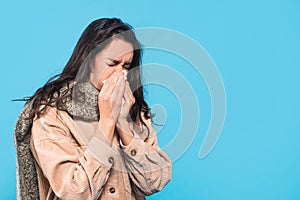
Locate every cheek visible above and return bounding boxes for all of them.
[92,61,112,82]
[100,67,115,81]
[92,55,111,80]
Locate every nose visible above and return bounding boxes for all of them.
[114,64,123,71]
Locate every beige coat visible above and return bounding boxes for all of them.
[30,107,172,200]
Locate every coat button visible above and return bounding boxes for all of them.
[109,187,116,193]
[130,149,137,156]
[108,157,114,164]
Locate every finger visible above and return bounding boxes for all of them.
[111,76,126,119]
[99,71,121,97]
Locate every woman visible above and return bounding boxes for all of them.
[15,18,171,200]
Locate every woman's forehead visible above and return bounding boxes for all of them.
[103,38,134,61]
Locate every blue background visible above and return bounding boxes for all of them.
[1,0,299,199]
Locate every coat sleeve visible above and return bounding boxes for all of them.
[120,117,172,196]
[30,107,117,200]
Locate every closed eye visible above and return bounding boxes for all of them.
[107,63,117,67]
[106,58,132,69]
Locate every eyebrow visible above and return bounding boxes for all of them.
[106,58,132,65]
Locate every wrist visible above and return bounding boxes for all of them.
[117,117,128,126]
[97,120,115,142]
[116,119,131,134]
[99,118,115,128]
[117,121,134,146]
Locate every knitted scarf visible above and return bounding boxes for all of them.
[14,82,100,200]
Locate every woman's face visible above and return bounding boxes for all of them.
[90,38,134,90]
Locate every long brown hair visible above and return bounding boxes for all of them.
[27,18,151,128]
